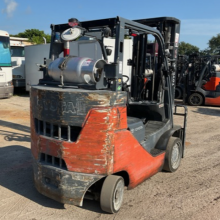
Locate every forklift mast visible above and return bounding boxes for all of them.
[176,55,189,86]
[173,55,189,99]
[134,17,181,102]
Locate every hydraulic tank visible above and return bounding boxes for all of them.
[48,57,106,84]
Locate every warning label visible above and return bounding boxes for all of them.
[82,59,92,66]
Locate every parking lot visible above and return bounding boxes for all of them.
[0,95,220,220]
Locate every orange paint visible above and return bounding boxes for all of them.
[31,106,127,175]
[114,130,165,189]
[31,105,166,188]
[203,77,220,91]
[205,96,220,106]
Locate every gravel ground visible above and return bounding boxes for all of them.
[0,96,220,220]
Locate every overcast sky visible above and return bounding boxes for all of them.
[1,0,220,50]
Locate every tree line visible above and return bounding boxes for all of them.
[178,34,220,56]
[11,29,51,44]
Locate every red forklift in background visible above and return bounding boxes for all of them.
[184,54,220,106]
[31,16,187,213]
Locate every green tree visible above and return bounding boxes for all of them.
[178,41,200,55]
[11,29,51,44]
[208,34,220,53]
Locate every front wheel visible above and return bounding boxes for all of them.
[100,175,124,214]
[188,93,204,106]
[163,137,182,172]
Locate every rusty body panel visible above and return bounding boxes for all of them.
[31,86,127,126]
[31,86,167,205]
[31,106,127,174]
[33,160,104,206]
[31,85,128,174]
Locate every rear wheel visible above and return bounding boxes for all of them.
[100,175,124,213]
[175,87,182,99]
[163,137,182,172]
[188,93,203,106]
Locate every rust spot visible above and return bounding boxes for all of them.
[87,93,111,100]
[185,141,191,146]
[87,93,111,107]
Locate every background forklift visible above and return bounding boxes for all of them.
[184,54,220,106]
[31,16,187,213]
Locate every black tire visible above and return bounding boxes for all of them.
[163,137,182,172]
[100,175,124,214]
[188,93,203,106]
[175,87,182,99]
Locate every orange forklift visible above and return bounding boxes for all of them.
[31,16,187,213]
[184,54,220,106]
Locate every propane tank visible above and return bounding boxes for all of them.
[48,57,106,85]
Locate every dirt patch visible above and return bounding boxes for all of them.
[0,109,30,120]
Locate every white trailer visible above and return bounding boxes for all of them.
[0,30,13,98]
[10,37,29,88]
